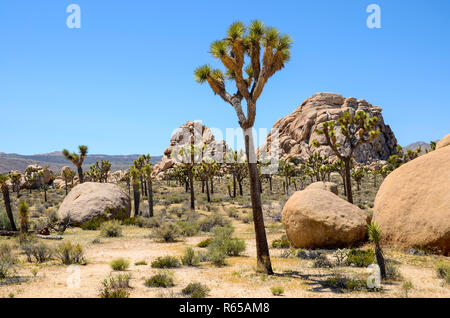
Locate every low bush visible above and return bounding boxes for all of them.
[313,255,333,268]
[153,223,180,242]
[197,238,213,248]
[198,214,230,232]
[272,235,290,249]
[436,261,450,284]
[54,242,85,265]
[225,207,239,219]
[145,273,174,288]
[0,244,17,279]
[100,220,123,237]
[80,216,106,230]
[210,226,246,257]
[181,247,200,267]
[151,256,180,269]
[100,274,131,298]
[182,282,209,298]
[21,242,53,263]
[346,248,375,267]
[110,258,130,271]
[386,263,402,281]
[177,220,199,237]
[134,260,147,266]
[271,286,284,296]
[325,275,366,292]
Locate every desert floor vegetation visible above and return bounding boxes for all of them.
[0,174,448,298]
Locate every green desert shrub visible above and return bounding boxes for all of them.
[181,247,201,267]
[346,248,375,267]
[100,274,131,298]
[436,261,450,284]
[210,226,246,257]
[110,258,130,271]
[80,216,106,230]
[313,255,333,268]
[182,282,209,298]
[134,216,162,229]
[145,273,174,288]
[21,242,53,263]
[272,235,290,249]
[198,213,230,232]
[55,242,85,265]
[100,220,123,237]
[153,222,180,242]
[177,220,199,237]
[197,238,213,248]
[0,244,17,279]
[271,286,284,296]
[325,275,366,292]
[134,260,147,266]
[151,256,181,269]
[386,263,402,281]
[225,207,239,219]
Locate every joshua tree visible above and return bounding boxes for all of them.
[368,222,386,279]
[0,174,17,231]
[304,152,329,182]
[9,172,22,198]
[351,167,365,191]
[18,201,29,234]
[88,160,112,183]
[62,145,88,183]
[278,160,295,194]
[129,165,141,217]
[62,169,72,195]
[194,20,292,274]
[315,111,380,203]
[226,150,248,196]
[171,145,202,210]
[142,162,154,217]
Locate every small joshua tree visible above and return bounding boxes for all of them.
[194,20,292,274]
[278,160,295,194]
[129,165,141,217]
[9,172,22,198]
[368,221,386,280]
[142,161,154,217]
[315,111,380,203]
[0,174,17,231]
[62,145,88,184]
[18,201,29,233]
[351,167,365,191]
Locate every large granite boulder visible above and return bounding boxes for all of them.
[258,92,398,163]
[305,181,338,195]
[373,144,450,255]
[58,182,131,224]
[282,189,369,248]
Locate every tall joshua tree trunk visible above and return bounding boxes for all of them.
[375,242,386,279]
[132,182,140,217]
[188,167,195,210]
[210,177,214,194]
[244,129,273,274]
[344,158,353,204]
[147,179,153,217]
[1,186,17,231]
[77,165,84,184]
[205,179,211,202]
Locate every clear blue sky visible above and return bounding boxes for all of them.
[1,0,449,155]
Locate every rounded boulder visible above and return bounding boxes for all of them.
[58,182,131,225]
[282,189,369,248]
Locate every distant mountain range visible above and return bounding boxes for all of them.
[0,152,162,173]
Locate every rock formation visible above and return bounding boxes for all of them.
[373,142,450,255]
[305,181,338,195]
[436,133,450,150]
[152,121,228,177]
[258,92,398,163]
[57,182,131,224]
[282,189,369,248]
